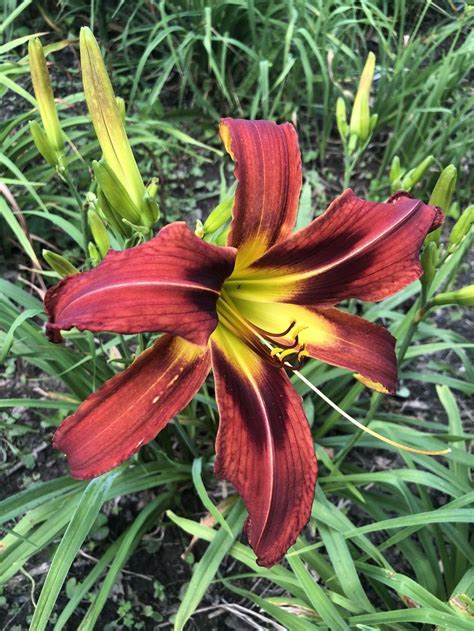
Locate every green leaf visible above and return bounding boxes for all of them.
[173,500,246,631]
[191,458,233,537]
[29,473,115,631]
[288,554,350,630]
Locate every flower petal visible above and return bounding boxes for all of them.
[229,190,443,305]
[220,118,302,269]
[45,222,235,346]
[211,324,317,567]
[231,298,397,393]
[54,335,210,479]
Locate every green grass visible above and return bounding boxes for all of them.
[0,1,473,628]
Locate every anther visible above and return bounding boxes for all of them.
[278,347,301,361]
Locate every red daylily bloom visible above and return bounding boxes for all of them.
[45,118,443,567]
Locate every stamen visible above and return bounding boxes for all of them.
[270,346,284,358]
[278,347,301,361]
[291,366,450,457]
[297,349,310,362]
[252,319,297,339]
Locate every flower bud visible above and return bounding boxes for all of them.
[115,96,126,124]
[97,189,131,238]
[425,164,457,244]
[420,242,438,289]
[389,156,402,190]
[194,219,205,239]
[28,37,64,168]
[92,160,142,225]
[88,242,101,266]
[29,120,57,166]
[80,28,146,218]
[144,178,160,224]
[401,155,434,191]
[349,52,376,143]
[43,249,79,278]
[336,97,349,140]
[448,205,474,253]
[88,208,110,258]
[203,194,234,235]
[429,164,457,212]
[432,285,474,307]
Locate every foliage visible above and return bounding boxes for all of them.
[0,0,473,629]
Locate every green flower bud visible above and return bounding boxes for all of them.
[144,178,160,223]
[115,96,126,124]
[97,189,131,238]
[349,52,376,143]
[430,164,457,212]
[194,219,205,239]
[29,120,57,166]
[203,194,234,235]
[401,155,434,191]
[80,28,145,212]
[88,241,101,266]
[389,156,402,191]
[432,285,474,307]
[92,159,142,224]
[448,205,474,253]
[420,242,438,289]
[369,113,378,133]
[28,37,64,168]
[425,164,457,244]
[88,208,110,258]
[43,249,79,278]
[336,97,349,140]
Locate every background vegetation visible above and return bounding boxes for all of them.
[1,1,473,629]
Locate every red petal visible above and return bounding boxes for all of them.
[211,324,317,567]
[305,307,397,394]
[232,190,443,306]
[228,299,398,394]
[54,335,210,479]
[45,222,235,346]
[220,118,302,268]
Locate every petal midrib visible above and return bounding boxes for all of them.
[229,198,423,285]
[59,280,220,315]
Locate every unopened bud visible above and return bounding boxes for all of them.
[336,97,349,140]
[43,249,79,278]
[87,208,110,258]
[115,96,126,123]
[92,159,142,224]
[88,242,101,266]
[349,51,376,143]
[29,120,57,166]
[28,37,64,168]
[80,27,145,211]
[203,195,234,235]
[425,164,457,244]
[401,155,434,191]
[420,242,438,288]
[430,164,457,213]
[97,189,131,237]
[448,205,474,253]
[389,156,402,190]
[144,178,160,223]
[195,219,204,238]
[432,285,474,307]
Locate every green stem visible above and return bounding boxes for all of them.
[61,170,88,255]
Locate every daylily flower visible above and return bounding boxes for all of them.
[45,118,442,567]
